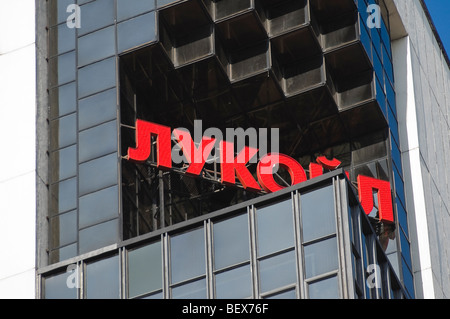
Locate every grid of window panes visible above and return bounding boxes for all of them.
[40,175,407,299]
[356,0,414,298]
[47,0,170,263]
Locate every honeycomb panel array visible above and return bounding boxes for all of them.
[155,0,387,138]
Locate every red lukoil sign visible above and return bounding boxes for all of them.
[126,120,394,223]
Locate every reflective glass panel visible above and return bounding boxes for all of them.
[117,12,157,53]
[78,0,115,36]
[78,57,116,98]
[301,184,336,242]
[78,25,115,67]
[78,88,117,131]
[49,209,77,249]
[49,82,77,120]
[308,275,339,299]
[128,241,162,298]
[49,22,76,57]
[79,219,119,254]
[117,0,155,21]
[304,237,338,278]
[215,264,252,299]
[259,250,297,293]
[86,255,120,299]
[213,213,249,270]
[79,153,118,196]
[256,199,295,257]
[50,113,76,151]
[79,185,119,229]
[79,120,117,163]
[265,289,296,299]
[44,271,78,299]
[50,145,77,183]
[49,51,76,87]
[170,228,205,284]
[172,278,207,299]
[50,177,77,215]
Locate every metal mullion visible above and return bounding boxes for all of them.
[162,233,170,299]
[293,190,305,299]
[206,220,214,299]
[248,205,259,299]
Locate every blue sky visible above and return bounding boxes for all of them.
[423,0,450,55]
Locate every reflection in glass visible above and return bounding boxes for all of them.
[50,113,77,151]
[213,213,249,270]
[78,0,115,36]
[301,184,336,242]
[49,210,77,249]
[50,177,77,215]
[86,255,120,299]
[215,264,252,299]
[49,82,77,120]
[78,25,115,67]
[79,219,119,255]
[117,0,155,21]
[308,276,339,299]
[304,237,338,279]
[79,120,118,163]
[170,228,205,284]
[259,250,297,294]
[117,12,157,53]
[44,271,78,299]
[79,185,119,229]
[257,199,294,257]
[50,145,77,183]
[79,153,118,196]
[78,88,117,131]
[78,57,116,98]
[172,278,207,299]
[265,289,296,299]
[128,241,162,298]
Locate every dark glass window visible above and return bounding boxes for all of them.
[79,153,118,196]
[50,145,77,183]
[117,12,157,53]
[128,241,163,298]
[170,227,205,284]
[79,120,118,163]
[215,264,252,299]
[259,250,297,294]
[79,219,119,254]
[44,270,78,299]
[308,275,339,299]
[78,57,116,99]
[78,0,115,36]
[256,200,295,257]
[49,82,77,120]
[78,88,117,131]
[79,185,119,229]
[78,25,116,67]
[85,255,120,299]
[304,237,338,279]
[300,184,335,242]
[213,213,249,270]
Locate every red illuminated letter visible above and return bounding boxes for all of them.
[172,128,216,176]
[309,162,323,179]
[316,156,341,170]
[357,175,394,223]
[127,120,172,169]
[257,153,307,193]
[220,141,261,192]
